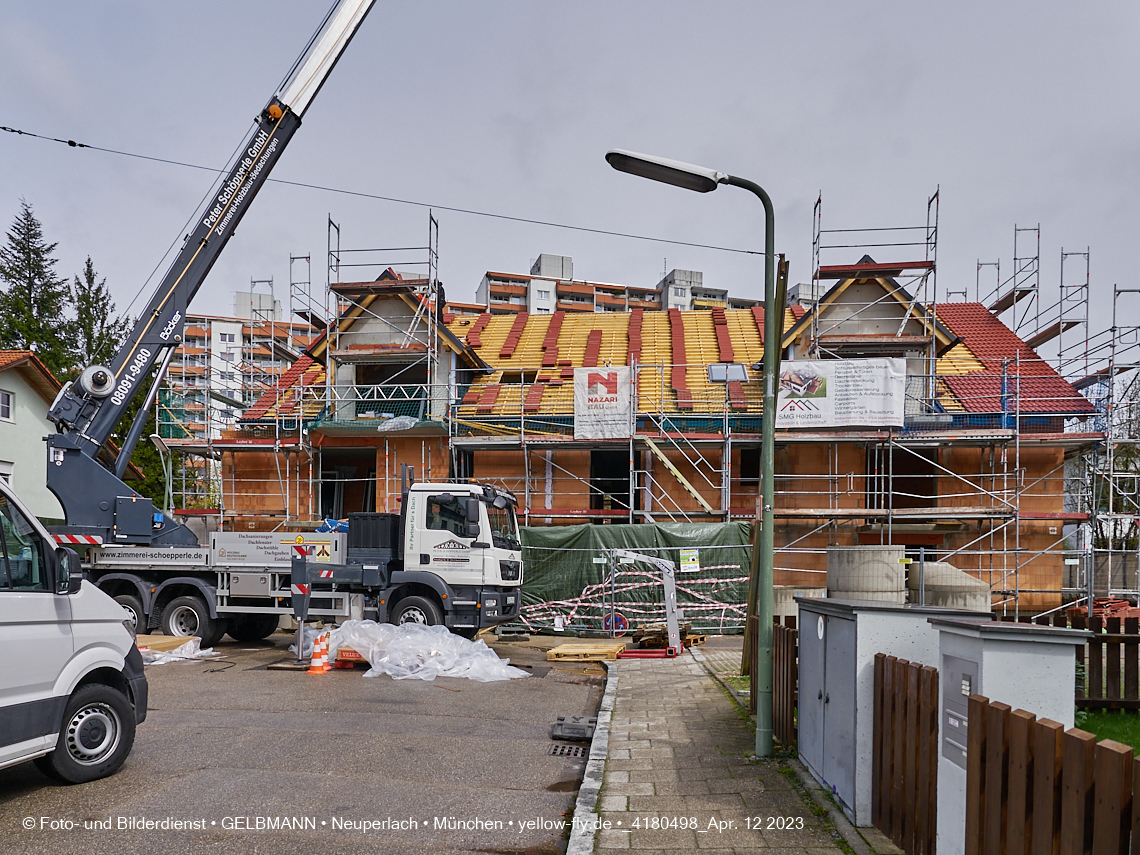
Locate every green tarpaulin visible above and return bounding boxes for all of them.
[519,521,753,633]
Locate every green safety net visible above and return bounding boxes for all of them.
[518,521,753,633]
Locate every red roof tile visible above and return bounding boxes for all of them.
[936,303,1053,375]
[936,303,1092,414]
[941,374,1095,415]
[243,355,315,420]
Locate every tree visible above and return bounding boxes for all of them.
[0,199,74,376]
[72,256,130,369]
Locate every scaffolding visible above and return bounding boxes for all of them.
[213,213,445,528]
[212,200,1140,617]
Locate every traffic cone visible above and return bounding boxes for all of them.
[307,631,328,675]
[320,632,333,673]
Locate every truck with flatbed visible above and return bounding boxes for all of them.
[88,478,523,646]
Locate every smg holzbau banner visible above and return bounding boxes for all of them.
[574,367,632,440]
[775,358,906,428]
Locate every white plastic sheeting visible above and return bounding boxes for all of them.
[295,620,529,682]
[140,638,219,665]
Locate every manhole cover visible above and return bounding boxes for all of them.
[547,743,588,758]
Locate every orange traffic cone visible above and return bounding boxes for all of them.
[320,632,333,673]
[307,631,329,675]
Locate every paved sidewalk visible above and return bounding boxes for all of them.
[594,649,841,853]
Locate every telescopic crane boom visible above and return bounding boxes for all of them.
[46,0,376,546]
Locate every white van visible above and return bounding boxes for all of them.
[0,481,146,783]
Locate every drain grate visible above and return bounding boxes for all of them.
[547,743,588,758]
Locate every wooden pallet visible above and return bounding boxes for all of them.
[547,642,627,661]
[135,634,198,653]
[334,646,370,668]
[638,634,706,650]
[633,622,706,649]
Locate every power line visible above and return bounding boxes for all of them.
[0,124,759,256]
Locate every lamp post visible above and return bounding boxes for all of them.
[149,433,173,516]
[605,150,777,757]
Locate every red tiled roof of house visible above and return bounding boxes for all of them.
[936,303,1093,414]
[941,374,1095,415]
[243,355,315,420]
[0,351,35,370]
[936,303,1054,375]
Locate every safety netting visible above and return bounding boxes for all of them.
[519,522,753,634]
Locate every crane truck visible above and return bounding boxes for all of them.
[38,0,523,646]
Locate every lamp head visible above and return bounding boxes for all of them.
[605,149,726,193]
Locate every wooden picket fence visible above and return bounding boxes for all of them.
[773,618,797,745]
[873,654,939,855]
[748,615,799,748]
[965,692,1140,855]
[1002,613,1140,710]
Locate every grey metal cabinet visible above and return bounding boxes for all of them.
[796,598,988,826]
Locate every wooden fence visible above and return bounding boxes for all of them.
[773,618,797,745]
[1003,613,1140,710]
[748,615,799,748]
[965,692,1140,855]
[873,654,939,855]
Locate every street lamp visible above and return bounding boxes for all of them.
[149,433,173,516]
[606,149,778,757]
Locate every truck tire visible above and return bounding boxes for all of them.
[391,595,443,627]
[161,595,227,647]
[33,684,136,784]
[113,594,144,637]
[227,614,280,642]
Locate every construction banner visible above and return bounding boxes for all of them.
[574,366,632,439]
[775,357,905,428]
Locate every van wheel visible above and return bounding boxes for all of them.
[33,684,136,784]
[227,614,280,642]
[113,594,144,637]
[391,595,443,627]
[161,595,227,647]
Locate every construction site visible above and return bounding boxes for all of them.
[150,196,1140,625]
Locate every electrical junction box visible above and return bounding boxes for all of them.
[930,618,1090,855]
[795,597,989,827]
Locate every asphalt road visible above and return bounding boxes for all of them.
[0,632,604,855]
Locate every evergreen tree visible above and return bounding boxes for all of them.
[72,255,130,369]
[0,199,74,377]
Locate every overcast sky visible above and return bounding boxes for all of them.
[1,1,1136,369]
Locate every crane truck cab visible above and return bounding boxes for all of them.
[0,481,146,783]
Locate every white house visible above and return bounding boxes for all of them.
[0,352,64,521]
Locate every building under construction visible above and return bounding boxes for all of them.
[163,200,1140,616]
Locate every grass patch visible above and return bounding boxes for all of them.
[1078,710,1140,749]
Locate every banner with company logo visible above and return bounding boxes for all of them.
[775,358,905,428]
[574,367,632,439]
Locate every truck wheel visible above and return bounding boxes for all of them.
[113,594,145,637]
[391,595,443,627]
[33,684,136,784]
[227,614,280,642]
[161,595,227,647]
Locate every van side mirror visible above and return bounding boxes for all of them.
[55,547,83,595]
[466,497,480,538]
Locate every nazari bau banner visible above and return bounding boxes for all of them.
[775,358,906,428]
[574,367,632,440]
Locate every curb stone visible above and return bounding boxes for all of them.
[565,661,616,855]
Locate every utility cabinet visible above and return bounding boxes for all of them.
[795,597,989,826]
[930,618,1090,855]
